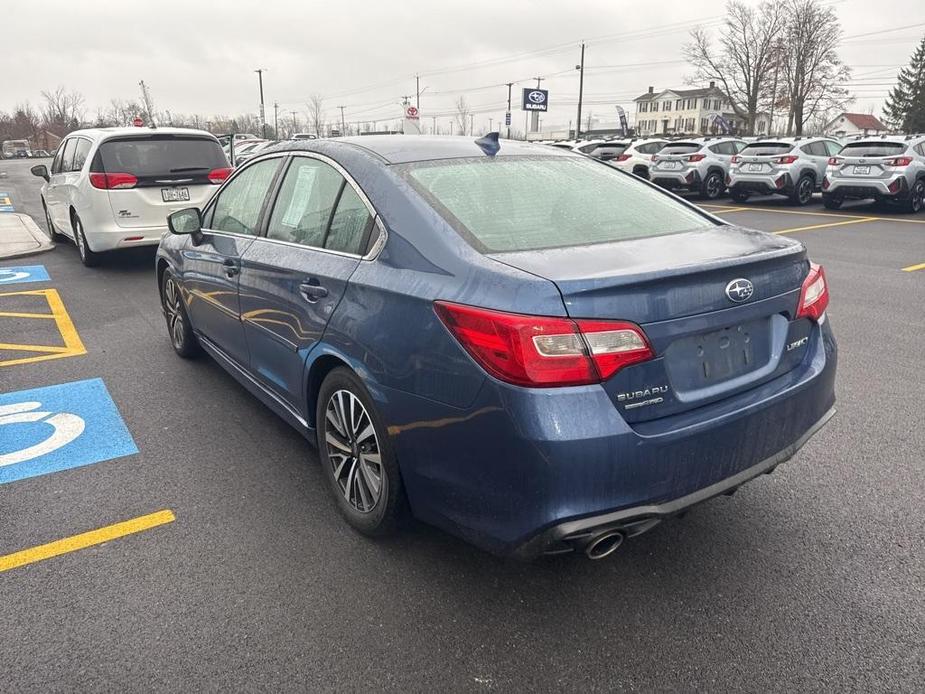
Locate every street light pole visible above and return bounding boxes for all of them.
[290,111,298,137]
[338,105,346,136]
[254,69,267,138]
[273,101,278,140]
[506,82,513,139]
[416,74,421,111]
[530,76,545,133]
[575,42,585,141]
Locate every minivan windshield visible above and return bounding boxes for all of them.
[840,142,906,157]
[742,142,793,156]
[400,155,713,253]
[94,135,227,176]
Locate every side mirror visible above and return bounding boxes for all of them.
[168,207,202,235]
[31,164,49,181]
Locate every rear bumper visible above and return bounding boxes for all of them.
[652,170,701,189]
[824,176,908,199]
[729,173,793,195]
[384,317,838,557]
[85,223,167,251]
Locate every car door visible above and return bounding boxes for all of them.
[183,156,283,367]
[237,154,377,407]
[46,138,76,232]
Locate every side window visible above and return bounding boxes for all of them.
[825,141,843,156]
[58,139,77,173]
[266,157,344,248]
[326,184,374,255]
[209,158,280,235]
[51,143,66,174]
[71,138,92,171]
[708,143,724,155]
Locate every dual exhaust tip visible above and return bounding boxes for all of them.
[583,529,625,560]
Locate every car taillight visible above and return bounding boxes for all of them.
[776,155,798,165]
[828,157,842,166]
[731,155,740,164]
[885,156,913,167]
[433,301,653,387]
[89,172,137,189]
[688,153,706,162]
[796,263,829,321]
[208,167,233,184]
[614,154,632,162]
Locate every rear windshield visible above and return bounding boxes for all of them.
[94,135,227,176]
[594,144,629,155]
[659,143,701,154]
[400,155,713,253]
[840,142,906,157]
[742,142,793,155]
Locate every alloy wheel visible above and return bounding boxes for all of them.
[74,218,87,260]
[913,182,924,212]
[324,389,383,513]
[163,278,185,350]
[706,174,722,198]
[799,178,812,204]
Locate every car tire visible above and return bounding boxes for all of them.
[632,166,649,180]
[730,188,750,203]
[789,175,814,206]
[903,179,925,213]
[316,367,405,537]
[822,194,843,210]
[699,171,724,200]
[161,270,201,358]
[72,214,101,267]
[42,200,66,242]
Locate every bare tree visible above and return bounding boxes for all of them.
[778,0,851,135]
[40,86,86,132]
[306,94,325,137]
[684,1,787,134]
[454,96,471,135]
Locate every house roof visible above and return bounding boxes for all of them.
[634,86,725,102]
[838,113,888,131]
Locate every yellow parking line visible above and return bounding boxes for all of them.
[0,288,86,368]
[701,203,925,225]
[774,217,877,235]
[706,206,751,213]
[0,510,176,574]
[0,342,71,354]
[902,262,925,272]
[0,311,56,319]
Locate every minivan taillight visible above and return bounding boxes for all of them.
[89,172,138,189]
[796,263,829,321]
[208,167,233,184]
[434,301,653,387]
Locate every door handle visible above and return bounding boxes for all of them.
[299,280,328,302]
[222,259,239,278]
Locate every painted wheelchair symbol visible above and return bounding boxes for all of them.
[0,401,86,467]
[0,269,31,283]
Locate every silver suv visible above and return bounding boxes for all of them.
[728,137,841,206]
[823,136,925,212]
[607,138,668,179]
[649,137,745,199]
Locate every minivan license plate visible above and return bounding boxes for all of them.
[162,187,190,202]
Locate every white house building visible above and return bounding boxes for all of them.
[823,112,889,138]
[634,82,768,136]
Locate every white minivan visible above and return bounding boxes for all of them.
[32,127,230,266]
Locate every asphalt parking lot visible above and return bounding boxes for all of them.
[1,156,922,692]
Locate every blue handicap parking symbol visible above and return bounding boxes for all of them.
[0,264,50,285]
[0,378,137,484]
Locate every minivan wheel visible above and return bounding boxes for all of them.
[822,193,843,210]
[790,175,814,206]
[72,214,101,267]
[904,179,925,213]
[161,271,201,358]
[317,367,405,537]
[700,171,724,200]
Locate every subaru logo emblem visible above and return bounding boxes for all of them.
[528,90,546,104]
[725,278,754,303]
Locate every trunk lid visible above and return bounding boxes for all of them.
[490,226,810,422]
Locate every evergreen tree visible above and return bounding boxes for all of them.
[884,36,925,132]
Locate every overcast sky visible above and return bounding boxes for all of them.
[5,0,925,132]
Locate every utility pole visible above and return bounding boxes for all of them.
[338,105,346,136]
[415,74,421,110]
[273,101,279,140]
[432,115,437,134]
[254,69,267,138]
[138,80,156,126]
[469,113,474,136]
[575,42,585,141]
[488,117,493,132]
[530,76,545,133]
[506,82,513,139]
[290,110,298,137]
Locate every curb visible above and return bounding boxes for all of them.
[0,213,55,260]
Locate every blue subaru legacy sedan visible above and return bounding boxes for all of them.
[156,135,836,560]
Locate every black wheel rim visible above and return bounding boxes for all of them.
[707,175,721,198]
[800,179,812,203]
[163,278,185,350]
[324,389,383,513]
[914,183,924,211]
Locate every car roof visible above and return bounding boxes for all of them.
[262,135,576,164]
[67,126,218,142]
